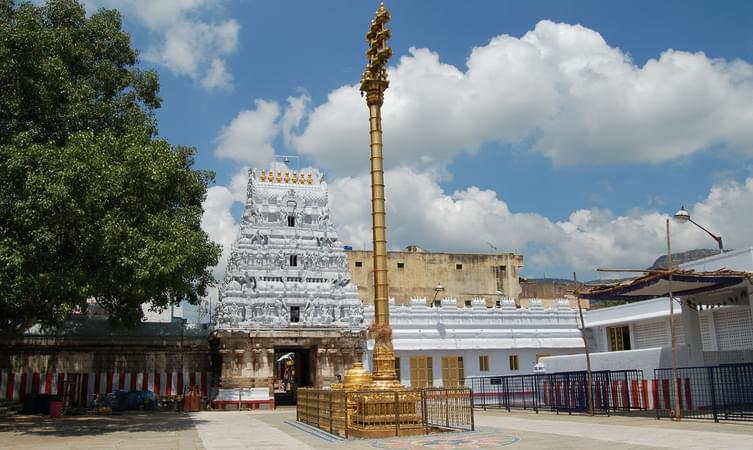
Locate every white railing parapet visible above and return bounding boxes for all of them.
[556,298,572,311]
[528,298,544,311]
[410,297,428,309]
[500,297,516,311]
[441,297,457,309]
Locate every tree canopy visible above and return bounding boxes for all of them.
[0,0,221,332]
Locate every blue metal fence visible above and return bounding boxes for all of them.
[467,370,645,415]
[654,363,753,422]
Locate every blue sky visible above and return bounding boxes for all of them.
[86,1,753,280]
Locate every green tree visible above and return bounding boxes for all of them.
[0,0,221,332]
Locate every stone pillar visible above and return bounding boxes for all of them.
[316,347,327,387]
[251,344,265,379]
[266,348,275,384]
[681,299,704,365]
[218,348,232,387]
[233,348,246,376]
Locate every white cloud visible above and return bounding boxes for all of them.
[202,58,234,91]
[201,162,753,280]
[84,0,239,91]
[328,167,753,276]
[201,185,239,279]
[200,166,250,279]
[328,167,561,261]
[288,20,753,175]
[281,93,311,148]
[214,100,280,165]
[201,18,753,278]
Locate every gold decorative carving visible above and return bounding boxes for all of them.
[342,362,372,389]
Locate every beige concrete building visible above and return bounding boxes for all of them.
[346,246,524,307]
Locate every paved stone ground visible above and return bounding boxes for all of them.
[2,407,753,449]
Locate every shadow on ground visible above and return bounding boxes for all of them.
[0,411,204,437]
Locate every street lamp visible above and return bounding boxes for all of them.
[673,206,723,252]
[431,283,445,307]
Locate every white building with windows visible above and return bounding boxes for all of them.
[542,247,753,376]
[363,297,585,388]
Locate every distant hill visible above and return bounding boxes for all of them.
[649,249,720,270]
[523,278,574,284]
[520,248,719,306]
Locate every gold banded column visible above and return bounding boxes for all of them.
[360,3,398,386]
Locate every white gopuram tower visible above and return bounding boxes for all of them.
[211,160,366,395]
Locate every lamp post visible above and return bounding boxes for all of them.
[665,219,681,420]
[432,283,445,307]
[673,206,723,253]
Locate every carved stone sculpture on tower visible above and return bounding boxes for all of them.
[214,162,365,330]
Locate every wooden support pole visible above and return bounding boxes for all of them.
[574,272,593,416]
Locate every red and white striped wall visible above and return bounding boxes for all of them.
[539,379,658,410]
[0,370,211,406]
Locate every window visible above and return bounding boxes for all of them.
[355,261,363,267]
[608,325,631,351]
[496,265,507,291]
[290,306,300,323]
[289,255,298,267]
[465,300,472,308]
[409,356,433,388]
[287,215,295,227]
[479,355,489,372]
[456,263,463,270]
[495,300,501,308]
[441,356,464,387]
[433,300,441,308]
[394,357,401,381]
[397,262,405,269]
[509,354,519,371]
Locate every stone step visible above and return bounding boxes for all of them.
[0,402,21,417]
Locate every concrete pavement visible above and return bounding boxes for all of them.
[2,407,753,449]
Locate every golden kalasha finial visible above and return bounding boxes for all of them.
[307,172,313,184]
[284,172,290,183]
[260,169,266,182]
[360,3,392,105]
[276,171,282,183]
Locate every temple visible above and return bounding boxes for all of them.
[210,161,366,399]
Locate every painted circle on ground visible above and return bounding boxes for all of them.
[370,432,519,449]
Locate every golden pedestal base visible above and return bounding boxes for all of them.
[344,387,426,438]
[347,424,426,439]
[326,362,426,438]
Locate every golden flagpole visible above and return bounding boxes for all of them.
[319,6,454,437]
[360,2,399,387]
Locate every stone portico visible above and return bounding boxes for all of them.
[210,328,364,389]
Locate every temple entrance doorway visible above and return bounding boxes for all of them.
[274,348,313,405]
